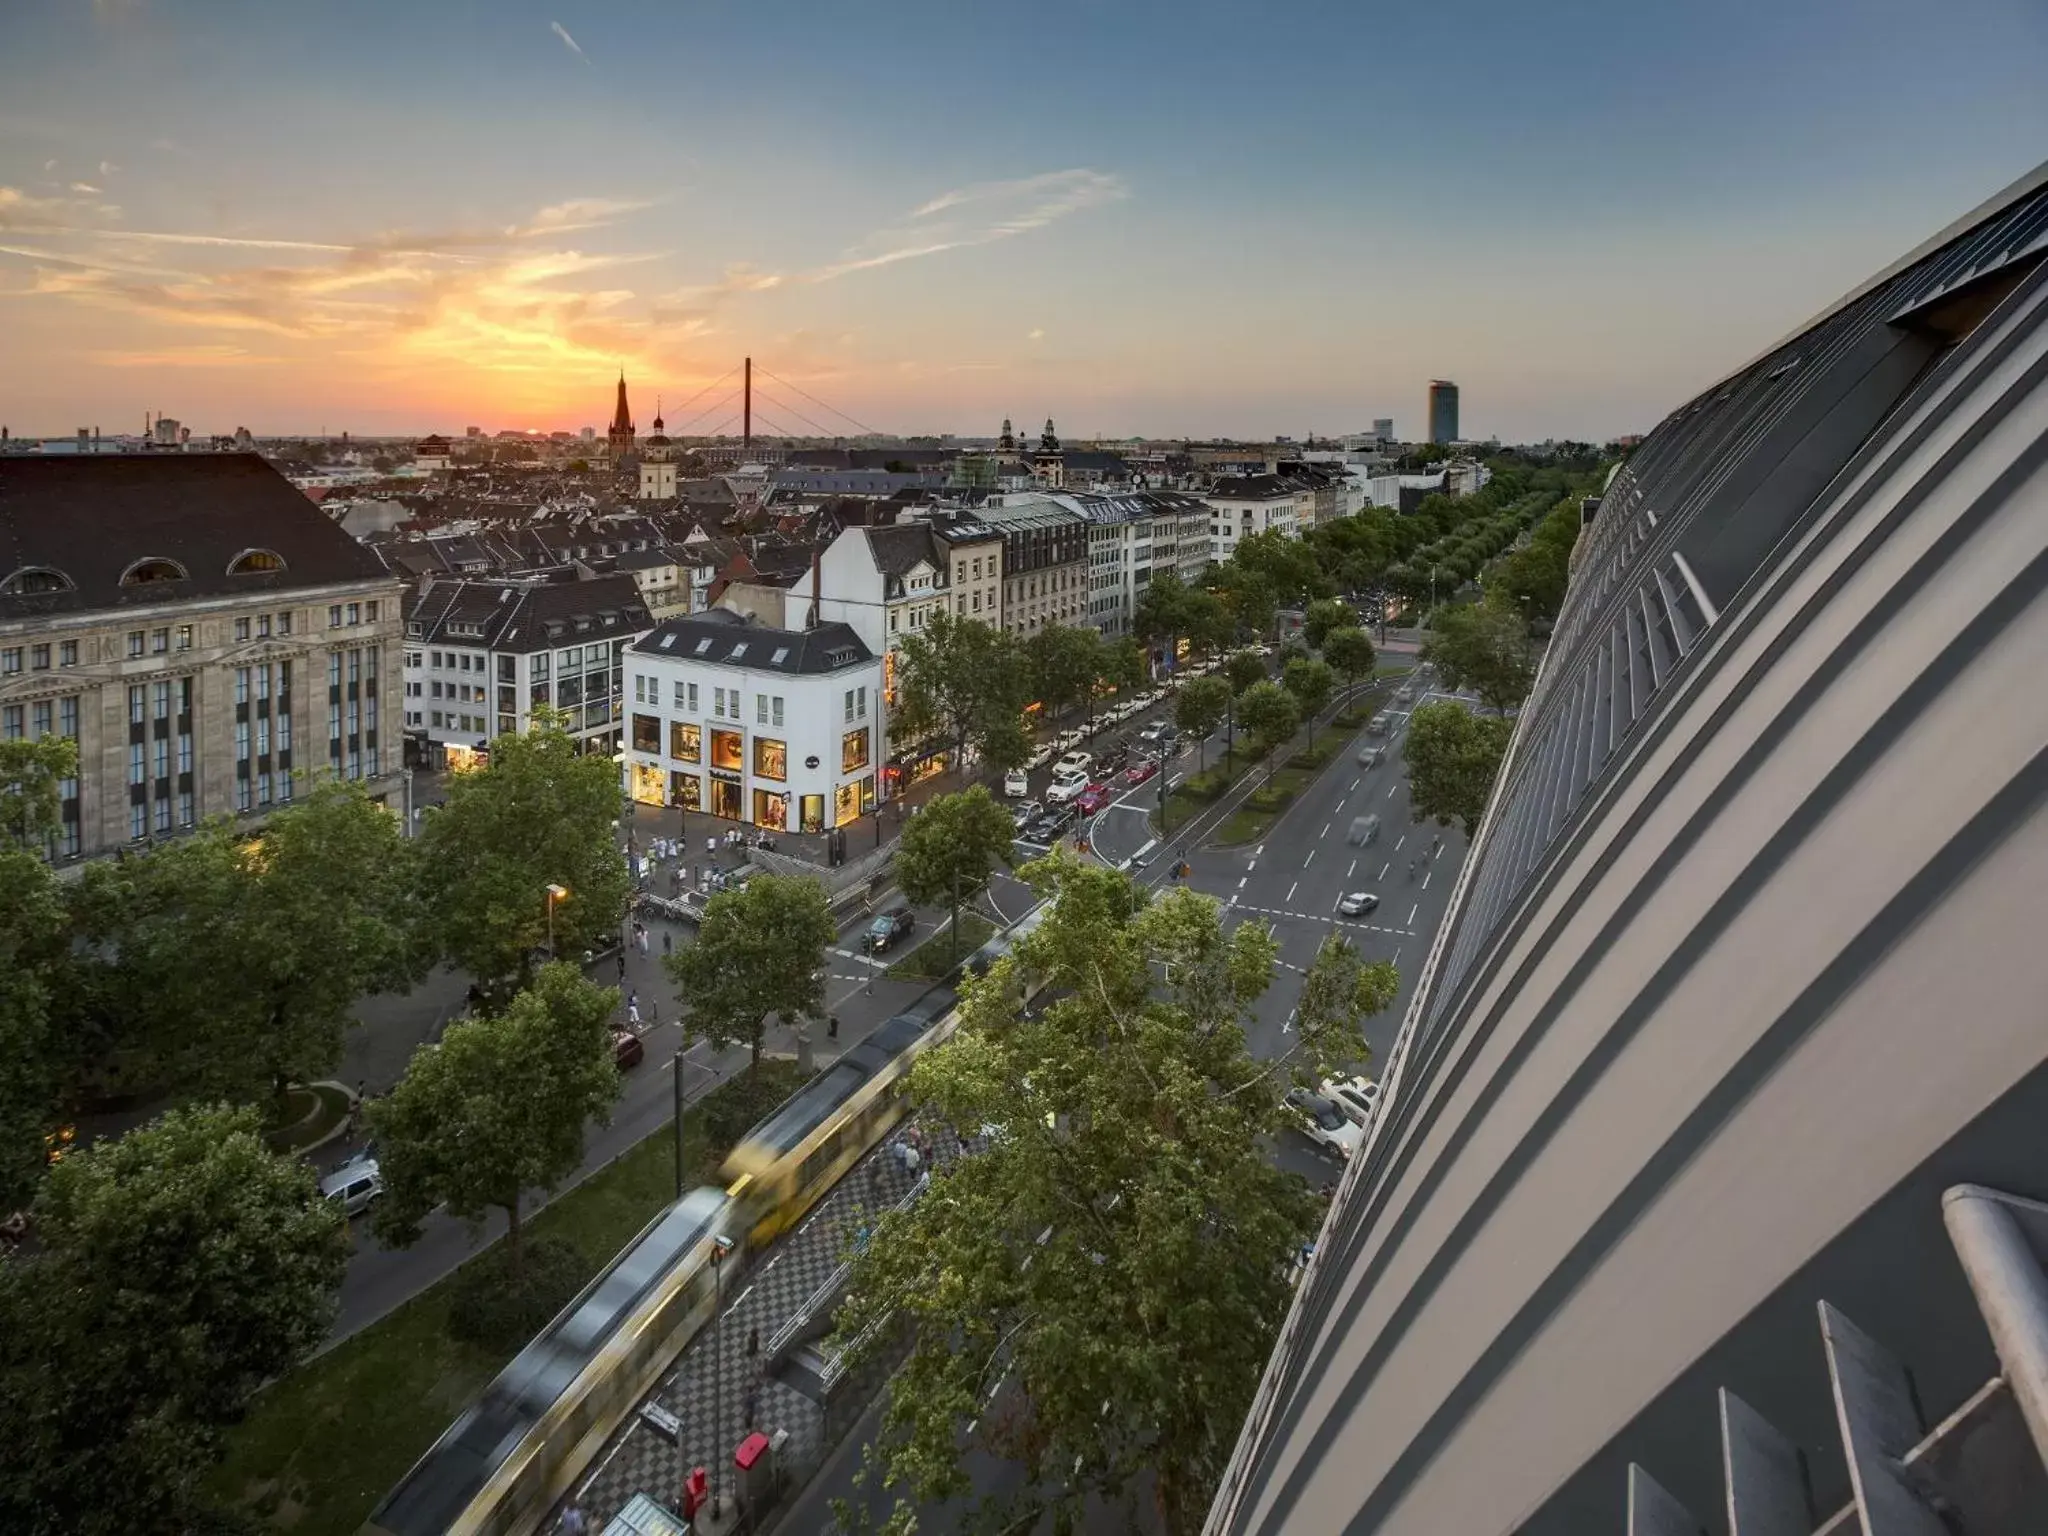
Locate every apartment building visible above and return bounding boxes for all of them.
[0,454,405,860]
[402,573,652,768]
[975,499,1089,636]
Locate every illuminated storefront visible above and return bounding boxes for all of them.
[670,771,701,811]
[629,761,666,806]
[710,729,744,773]
[753,737,786,783]
[833,776,875,827]
[670,721,701,763]
[752,789,789,831]
[444,741,489,772]
[800,794,825,833]
[709,773,743,820]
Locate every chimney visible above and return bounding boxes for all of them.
[808,543,822,629]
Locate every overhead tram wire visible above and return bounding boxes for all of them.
[753,367,886,439]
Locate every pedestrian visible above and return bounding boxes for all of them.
[706,834,716,858]
[628,999,641,1028]
[561,1503,589,1536]
[746,1322,759,1360]
[616,951,628,980]
[663,931,673,956]
[638,927,650,955]
[743,1384,760,1430]
[628,988,638,1011]
[827,1013,839,1039]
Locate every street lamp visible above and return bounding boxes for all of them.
[544,883,568,957]
[710,1233,737,1517]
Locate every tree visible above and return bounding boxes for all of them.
[1404,700,1515,838]
[413,711,631,989]
[370,962,620,1277]
[1179,588,1232,660]
[1302,598,1352,652]
[833,859,1394,1536]
[1282,657,1335,749]
[1422,603,1538,714]
[1025,622,1102,726]
[0,850,70,1212]
[1236,681,1301,781]
[1102,633,1149,704]
[1133,570,1190,656]
[893,787,1015,964]
[1224,649,1267,696]
[1321,625,1377,698]
[664,873,835,1069]
[0,1104,344,1534]
[894,611,1034,774]
[1210,565,1277,645]
[69,783,422,1108]
[1174,675,1231,771]
[0,733,76,849]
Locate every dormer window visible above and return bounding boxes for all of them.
[120,557,189,586]
[226,548,286,575]
[0,566,75,596]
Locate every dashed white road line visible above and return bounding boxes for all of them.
[1303,849,1315,866]
[1395,833,1406,851]
[1286,881,1298,904]
[1237,875,1249,889]
[1320,822,1331,839]
[1407,903,1419,927]
[1378,861,1390,879]
[1349,778,1360,791]
[1347,859,1357,879]
[1422,870,1432,890]
[1386,783,1398,799]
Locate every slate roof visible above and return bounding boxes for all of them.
[405,573,652,654]
[0,453,394,620]
[630,609,874,675]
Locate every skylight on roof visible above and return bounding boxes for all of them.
[730,643,747,658]
[771,647,789,664]
[660,633,677,649]
[694,638,713,654]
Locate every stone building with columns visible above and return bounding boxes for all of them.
[0,453,406,862]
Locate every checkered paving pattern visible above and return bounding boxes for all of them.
[557,1131,946,1530]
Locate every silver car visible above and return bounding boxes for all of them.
[320,1158,384,1219]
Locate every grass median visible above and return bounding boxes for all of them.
[884,912,997,981]
[213,1059,804,1536]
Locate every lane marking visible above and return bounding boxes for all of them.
[1303,849,1315,866]
[1255,844,1266,859]
[1286,881,1298,904]
[1377,861,1389,879]
[1347,859,1356,879]
[1422,870,1432,890]
[1385,783,1397,799]
[1237,875,1249,889]
[1349,778,1360,791]
[1407,903,1419,927]
[1393,946,1403,966]
[1320,822,1331,839]
[1394,833,1405,851]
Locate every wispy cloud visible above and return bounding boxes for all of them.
[91,343,278,369]
[1027,327,1045,342]
[808,167,1125,284]
[550,21,590,65]
[99,161,118,177]
[70,182,103,195]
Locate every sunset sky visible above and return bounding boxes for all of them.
[2,0,2043,442]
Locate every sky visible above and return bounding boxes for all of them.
[1,0,2044,443]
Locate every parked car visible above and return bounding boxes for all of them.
[1125,758,1159,786]
[1045,775,1089,806]
[1337,891,1380,917]
[320,1159,384,1219]
[1076,782,1112,815]
[1026,745,1055,770]
[1011,798,1043,833]
[1095,746,1131,777]
[863,906,917,953]
[1027,804,1078,841]
[1284,1089,1363,1159]
[1139,720,1169,744]
[612,1029,645,1069]
[1003,768,1031,798]
[1054,750,1093,778]
[1321,1075,1380,1130]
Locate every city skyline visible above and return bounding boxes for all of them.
[2,0,2043,441]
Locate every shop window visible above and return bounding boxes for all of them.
[753,789,789,831]
[631,713,661,753]
[834,780,862,827]
[842,727,870,772]
[671,721,702,763]
[710,729,743,773]
[800,793,825,834]
[753,737,786,782]
[630,761,667,806]
[670,772,702,812]
[710,777,743,819]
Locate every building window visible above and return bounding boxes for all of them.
[235,617,251,642]
[57,640,77,667]
[844,689,855,723]
[752,788,788,831]
[329,605,343,628]
[177,624,192,651]
[258,614,272,639]
[631,713,661,754]
[0,705,20,739]
[0,648,19,675]
[858,686,868,718]
[708,729,743,773]
[756,693,769,726]
[670,721,701,763]
[127,631,145,658]
[753,737,786,782]
[279,611,293,636]
[347,602,361,626]
[842,726,870,773]
[29,643,50,671]
[366,600,379,623]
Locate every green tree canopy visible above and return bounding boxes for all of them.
[69,782,423,1106]
[1132,569,1190,652]
[1302,598,1353,651]
[412,712,631,988]
[0,1103,344,1534]
[894,611,1034,772]
[1282,656,1336,748]
[370,962,620,1275]
[1174,675,1232,771]
[0,734,77,851]
[833,859,1394,1535]
[664,872,836,1069]
[1224,649,1268,696]
[1236,680,1301,771]
[893,786,1015,965]
[0,851,79,1211]
[1321,626,1377,696]
[1025,622,1102,725]
[1422,601,1538,714]
[1179,588,1233,658]
[1404,699,1515,839]
[1101,633,1150,701]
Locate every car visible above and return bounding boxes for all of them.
[1011,798,1043,833]
[1003,768,1031,798]
[1357,746,1385,769]
[1076,782,1112,814]
[1056,728,1087,751]
[1347,814,1381,846]
[1026,745,1055,770]
[1125,758,1159,786]
[612,1029,645,1069]
[1337,891,1380,917]
[320,1159,384,1219]
[1095,746,1130,777]
[1027,804,1078,841]
[1284,1089,1364,1159]
[863,906,916,953]
[1138,720,1169,744]
[1054,750,1092,778]
[1046,775,1090,805]
[1321,1075,1380,1130]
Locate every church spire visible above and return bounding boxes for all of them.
[607,372,635,460]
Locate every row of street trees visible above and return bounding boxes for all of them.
[0,712,635,1530]
[833,854,1399,1535]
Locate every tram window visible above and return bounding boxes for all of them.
[799,1130,844,1191]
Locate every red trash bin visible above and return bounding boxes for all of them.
[733,1431,773,1511]
[680,1465,708,1520]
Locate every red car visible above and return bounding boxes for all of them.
[1076,782,1111,814]
[1124,758,1159,786]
